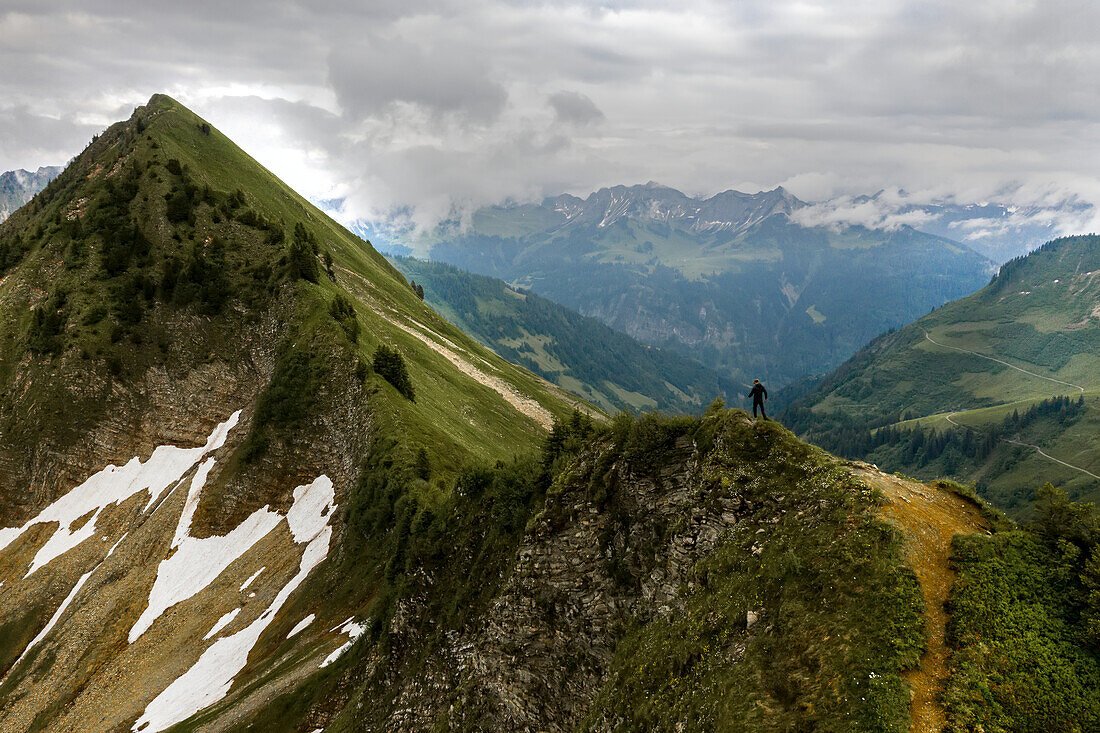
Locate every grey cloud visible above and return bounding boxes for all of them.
[548,91,604,125]
[327,36,507,121]
[1,0,1099,241]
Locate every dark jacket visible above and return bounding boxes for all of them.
[748,383,767,402]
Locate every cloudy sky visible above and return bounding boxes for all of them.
[2,0,1099,231]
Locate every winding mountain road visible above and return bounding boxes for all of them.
[1002,437,1100,481]
[922,330,1085,393]
[944,411,1099,481]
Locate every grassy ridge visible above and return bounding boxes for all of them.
[784,236,1100,512]
[245,409,926,731]
[581,413,925,732]
[389,255,736,413]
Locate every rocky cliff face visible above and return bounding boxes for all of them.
[342,410,928,732]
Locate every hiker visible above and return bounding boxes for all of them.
[747,379,768,419]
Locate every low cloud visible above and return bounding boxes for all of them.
[0,0,1098,239]
[548,91,604,126]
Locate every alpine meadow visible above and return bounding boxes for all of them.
[3,3,1100,732]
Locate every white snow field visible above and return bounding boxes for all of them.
[203,608,242,640]
[0,411,241,576]
[128,457,284,643]
[286,613,315,639]
[239,566,265,591]
[133,476,337,733]
[319,617,366,668]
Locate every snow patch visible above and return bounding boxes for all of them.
[133,476,336,733]
[14,563,98,667]
[203,608,241,640]
[239,567,265,592]
[129,490,282,643]
[319,617,367,668]
[0,412,241,577]
[286,613,315,639]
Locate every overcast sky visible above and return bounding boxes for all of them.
[2,0,1099,230]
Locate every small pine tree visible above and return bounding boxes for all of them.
[415,283,425,300]
[415,447,431,480]
[373,344,415,400]
[329,294,360,342]
[287,237,319,283]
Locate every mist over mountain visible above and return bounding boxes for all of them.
[344,183,994,388]
[791,188,1096,262]
[0,166,62,222]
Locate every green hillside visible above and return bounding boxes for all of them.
[784,236,1100,511]
[0,94,585,730]
[361,185,993,386]
[2,95,1095,733]
[389,255,736,413]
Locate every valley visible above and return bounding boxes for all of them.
[355,183,994,387]
[785,235,1100,512]
[0,95,1097,732]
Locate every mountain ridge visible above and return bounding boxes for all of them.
[351,184,994,387]
[0,93,582,731]
[783,234,1100,512]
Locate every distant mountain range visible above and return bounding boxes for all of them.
[348,183,995,387]
[0,166,63,221]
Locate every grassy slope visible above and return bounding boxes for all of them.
[0,95,594,729]
[389,255,735,414]
[784,236,1100,510]
[153,95,600,486]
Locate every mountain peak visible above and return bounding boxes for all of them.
[0,95,583,730]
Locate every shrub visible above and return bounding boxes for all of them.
[27,290,67,355]
[329,294,360,342]
[165,189,191,223]
[373,345,415,401]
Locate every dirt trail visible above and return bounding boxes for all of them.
[337,266,555,430]
[922,329,1085,393]
[945,410,1100,481]
[849,463,990,733]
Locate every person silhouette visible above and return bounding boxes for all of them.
[747,379,768,419]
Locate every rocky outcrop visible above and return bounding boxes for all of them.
[377,414,783,731]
